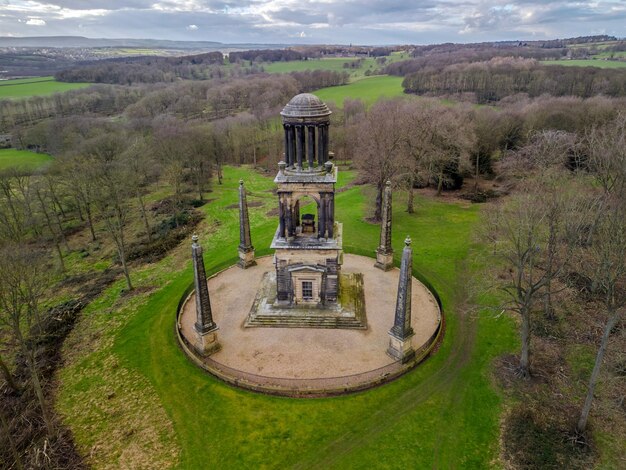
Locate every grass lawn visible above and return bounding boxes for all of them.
[0,76,90,99]
[0,148,52,171]
[315,75,406,107]
[57,165,518,468]
[541,59,626,69]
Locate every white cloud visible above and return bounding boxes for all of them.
[186,24,198,30]
[26,18,46,26]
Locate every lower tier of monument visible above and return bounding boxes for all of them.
[244,271,367,329]
[177,254,441,387]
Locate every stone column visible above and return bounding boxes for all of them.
[283,126,290,166]
[375,180,394,270]
[296,125,304,171]
[307,126,316,168]
[387,236,415,363]
[327,192,334,239]
[278,194,286,239]
[289,126,296,167]
[285,194,293,238]
[322,124,330,161]
[317,124,324,165]
[191,235,220,356]
[237,179,255,268]
[318,194,326,239]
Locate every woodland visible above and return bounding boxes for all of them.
[0,36,625,469]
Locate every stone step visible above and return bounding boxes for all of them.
[245,314,367,329]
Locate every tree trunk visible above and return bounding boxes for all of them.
[85,202,97,242]
[407,179,414,214]
[15,326,54,438]
[0,353,20,393]
[520,307,531,378]
[0,406,23,470]
[374,182,383,222]
[137,193,152,243]
[576,309,620,434]
[436,173,444,196]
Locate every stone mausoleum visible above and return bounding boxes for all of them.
[176,93,443,397]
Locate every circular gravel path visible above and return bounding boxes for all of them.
[179,254,441,382]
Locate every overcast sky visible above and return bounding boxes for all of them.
[1,1,625,45]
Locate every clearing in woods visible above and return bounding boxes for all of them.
[0,148,53,171]
[0,76,90,99]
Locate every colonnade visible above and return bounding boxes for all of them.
[278,192,335,240]
[283,123,330,169]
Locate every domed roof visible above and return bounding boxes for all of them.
[280,93,331,120]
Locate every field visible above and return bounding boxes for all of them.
[541,59,626,69]
[57,165,518,468]
[315,75,405,106]
[0,148,52,171]
[263,52,409,80]
[0,76,90,99]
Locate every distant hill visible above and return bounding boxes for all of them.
[0,36,284,50]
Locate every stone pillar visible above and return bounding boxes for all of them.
[327,192,334,239]
[387,236,415,363]
[284,126,291,166]
[317,124,324,165]
[375,180,394,270]
[237,179,255,268]
[289,126,296,168]
[285,194,294,238]
[322,124,330,162]
[278,194,286,239]
[191,235,220,356]
[296,125,304,171]
[318,194,326,239]
[307,126,316,168]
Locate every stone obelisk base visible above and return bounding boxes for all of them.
[238,248,256,269]
[194,326,221,356]
[387,333,415,363]
[374,250,394,271]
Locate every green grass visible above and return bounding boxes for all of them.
[0,76,91,99]
[541,59,626,69]
[57,165,518,468]
[592,51,626,59]
[263,53,410,81]
[0,148,52,171]
[315,75,406,107]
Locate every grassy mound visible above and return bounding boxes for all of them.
[57,166,517,468]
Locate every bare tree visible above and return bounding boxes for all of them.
[354,99,405,221]
[0,245,54,437]
[84,134,135,290]
[576,200,626,434]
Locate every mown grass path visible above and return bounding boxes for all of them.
[59,166,516,468]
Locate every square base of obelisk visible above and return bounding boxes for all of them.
[387,333,415,363]
[238,249,256,269]
[374,250,394,271]
[194,328,221,356]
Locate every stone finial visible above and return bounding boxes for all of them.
[387,234,415,363]
[191,235,220,356]
[238,179,256,268]
[278,161,286,175]
[375,180,394,270]
[325,160,333,174]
